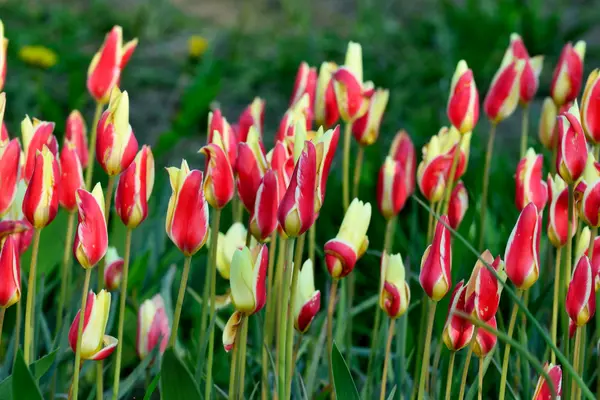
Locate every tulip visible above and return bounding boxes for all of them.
[379,252,410,319]
[236,127,268,213]
[556,102,588,184]
[73,184,108,269]
[447,60,479,134]
[58,140,84,213]
[312,126,340,211]
[237,97,265,142]
[464,250,506,322]
[584,234,600,291]
[0,122,7,142]
[103,247,124,291]
[389,130,416,195]
[324,198,371,279]
[0,138,21,217]
[532,363,562,400]
[352,88,389,146]
[483,56,524,124]
[115,146,155,228]
[165,160,210,256]
[314,62,339,128]
[212,222,246,279]
[65,110,89,167]
[21,116,58,183]
[576,227,591,260]
[222,310,243,352]
[551,41,585,107]
[566,255,596,326]
[376,157,408,220]
[200,134,235,209]
[472,316,497,358]
[515,148,548,212]
[420,215,452,301]
[87,26,138,103]
[547,174,576,247]
[68,290,118,360]
[137,294,170,360]
[504,202,541,290]
[230,245,268,315]
[580,69,600,144]
[22,146,60,229]
[538,98,558,150]
[290,62,317,114]
[332,42,372,123]
[2,181,33,255]
[448,181,468,230]
[442,281,474,351]
[0,21,6,91]
[276,94,313,143]
[294,259,321,332]
[581,176,600,227]
[506,33,544,105]
[0,236,20,308]
[250,169,280,242]
[96,88,139,176]
[208,109,238,166]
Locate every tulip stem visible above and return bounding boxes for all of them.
[327,279,339,399]
[457,341,475,400]
[478,356,483,400]
[286,233,305,398]
[198,253,211,366]
[55,212,76,338]
[84,102,104,191]
[571,327,582,400]
[550,246,562,364]
[170,255,192,348]
[71,268,92,400]
[352,146,364,199]
[441,134,463,216]
[565,184,574,285]
[14,298,21,365]
[429,337,443,393]
[520,105,529,159]
[308,224,316,265]
[274,238,286,381]
[417,300,437,400]
[342,122,352,211]
[237,314,249,399]
[278,238,295,400]
[205,208,221,400]
[498,290,522,400]
[0,307,5,348]
[426,201,435,243]
[478,122,496,251]
[262,233,278,400]
[380,318,395,400]
[444,351,456,400]
[228,332,239,399]
[112,228,132,400]
[23,228,41,364]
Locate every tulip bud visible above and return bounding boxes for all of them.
[538,98,558,150]
[442,281,474,351]
[447,60,479,134]
[583,234,600,291]
[315,62,339,128]
[377,157,408,220]
[448,181,468,230]
[236,127,268,212]
[58,140,84,213]
[0,138,21,217]
[294,259,321,333]
[223,310,243,352]
[532,363,563,400]
[0,22,6,92]
[68,290,118,360]
[313,126,340,211]
[515,148,548,212]
[389,130,416,196]
[507,34,543,105]
[324,198,371,279]
[3,181,33,255]
[165,160,210,256]
[556,102,588,184]
[208,109,238,166]
[87,26,138,103]
[290,62,317,114]
[73,184,109,269]
[580,69,600,144]
[230,245,268,315]
[581,177,600,227]
[211,222,247,280]
[352,88,389,146]
[115,146,154,228]
[420,216,452,300]
[505,203,541,290]
[566,254,596,326]
[551,41,585,107]
[472,316,497,358]
[200,134,235,209]
[137,294,170,360]
[65,110,89,168]
[547,174,575,248]
[22,146,60,229]
[483,56,525,124]
[103,247,124,291]
[0,236,20,308]
[238,97,265,142]
[465,250,506,322]
[21,116,58,183]
[250,169,280,242]
[332,42,370,123]
[379,252,410,319]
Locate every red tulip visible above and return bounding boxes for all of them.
[0,122,7,143]
[313,126,340,211]
[0,138,21,217]
[208,109,238,166]
[420,216,452,300]
[115,146,155,228]
[21,116,58,183]
[236,127,268,213]
[551,41,585,107]
[389,130,416,196]
[276,95,312,143]
[137,294,170,360]
[200,137,234,210]
[294,260,321,332]
[581,177,600,227]
[58,140,84,213]
[22,146,60,229]
[65,110,89,168]
[448,181,468,230]
[515,148,548,212]
[472,316,497,357]
[0,22,6,91]
[230,245,268,315]
[566,254,596,326]
[556,103,588,184]
[584,235,600,291]
[532,363,562,400]
[506,34,544,105]
[538,98,558,150]
[465,250,506,322]
[249,169,280,242]
[504,202,541,290]
[379,252,411,319]
[1,182,32,255]
[442,281,474,351]
[547,174,575,248]
[332,42,372,123]
[447,60,479,134]
[314,62,339,128]
[237,97,265,142]
[103,247,124,291]
[73,184,109,269]
[352,88,389,146]
[0,236,20,308]
[580,69,600,144]
[290,62,317,115]
[483,56,524,124]
[377,157,408,220]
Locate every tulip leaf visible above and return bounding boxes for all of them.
[104,345,159,399]
[11,349,42,400]
[331,341,360,400]
[144,373,160,400]
[0,349,57,400]
[160,348,201,400]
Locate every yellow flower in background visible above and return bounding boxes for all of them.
[18,45,58,69]
[188,35,208,58]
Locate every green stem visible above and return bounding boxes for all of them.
[84,102,104,190]
[23,228,41,364]
[237,315,249,399]
[441,134,463,216]
[0,307,5,348]
[205,208,221,400]
[364,306,382,399]
[14,298,21,365]
[566,184,574,286]
[71,268,92,400]
[478,356,483,400]
[278,238,295,400]
[571,327,581,400]
[550,246,562,364]
[327,279,339,400]
[520,105,529,159]
[417,300,437,400]
[498,290,523,400]
[308,224,315,265]
[379,318,395,400]
[55,212,76,337]
[342,122,352,211]
[352,146,364,199]
[458,330,477,400]
[274,238,286,379]
[430,338,443,394]
[478,122,497,251]
[426,201,435,243]
[262,233,278,400]
[286,234,305,398]
[170,255,192,348]
[444,351,456,400]
[197,246,211,365]
[228,332,239,399]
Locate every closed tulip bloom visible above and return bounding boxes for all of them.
[581,69,600,144]
[420,216,452,300]
[0,21,6,91]
[551,41,585,107]
[556,102,588,184]
[442,281,474,351]
[290,62,317,113]
[532,363,562,400]
[208,109,238,166]
[465,250,506,322]
[21,116,58,183]
[294,259,321,333]
[538,98,558,150]
[200,134,235,209]
[377,157,408,220]
[65,110,89,167]
[379,252,410,319]
[447,60,479,133]
[505,203,541,290]
[506,33,544,105]
[0,236,20,308]
[68,290,118,360]
[73,184,108,269]
[3,181,33,255]
[472,316,497,357]
[314,62,339,128]
[230,245,268,315]
[583,234,600,291]
[103,247,124,291]
[547,174,576,248]
[222,310,243,352]
[581,176,600,227]
[448,181,468,230]
[87,26,138,103]
[483,55,524,124]
[0,138,22,217]
[236,127,268,212]
[312,126,340,211]
[58,140,84,213]
[566,255,596,326]
[115,146,154,228]
[212,222,247,279]
[324,198,371,279]
[137,294,170,360]
[333,42,371,122]
[165,160,210,256]
[515,148,548,212]
[22,146,60,229]
[352,88,389,146]
[277,94,313,144]
[237,97,265,142]
[250,169,280,242]
[389,130,416,196]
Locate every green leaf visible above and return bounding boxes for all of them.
[11,349,42,400]
[104,345,160,399]
[0,349,57,400]
[331,341,360,400]
[160,348,201,400]
[144,373,160,400]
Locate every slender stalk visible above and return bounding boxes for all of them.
[352,146,364,199]
[238,315,249,399]
[498,290,523,400]
[426,202,435,242]
[444,351,456,400]
[380,319,396,400]
[84,102,104,190]
[571,327,581,400]
[520,105,529,159]
[0,307,5,348]
[327,279,339,399]
[55,212,76,336]
[197,247,211,363]
[458,345,474,400]
[550,246,562,364]
[308,224,315,265]
[23,228,41,364]
[228,334,239,399]
[70,268,92,400]
[478,122,497,251]
[565,184,574,284]
[286,234,305,398]
[112,228,132,399]
[342,122,352,211]
[478,356,483,400]
[274,238,286,379]
[278,238,295,400]
[262,233,278,400]
[441,135,463,215]
[429,338,443,393]
[417,300,437,400]
[170,255,192,347]
[14,298,21,364]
